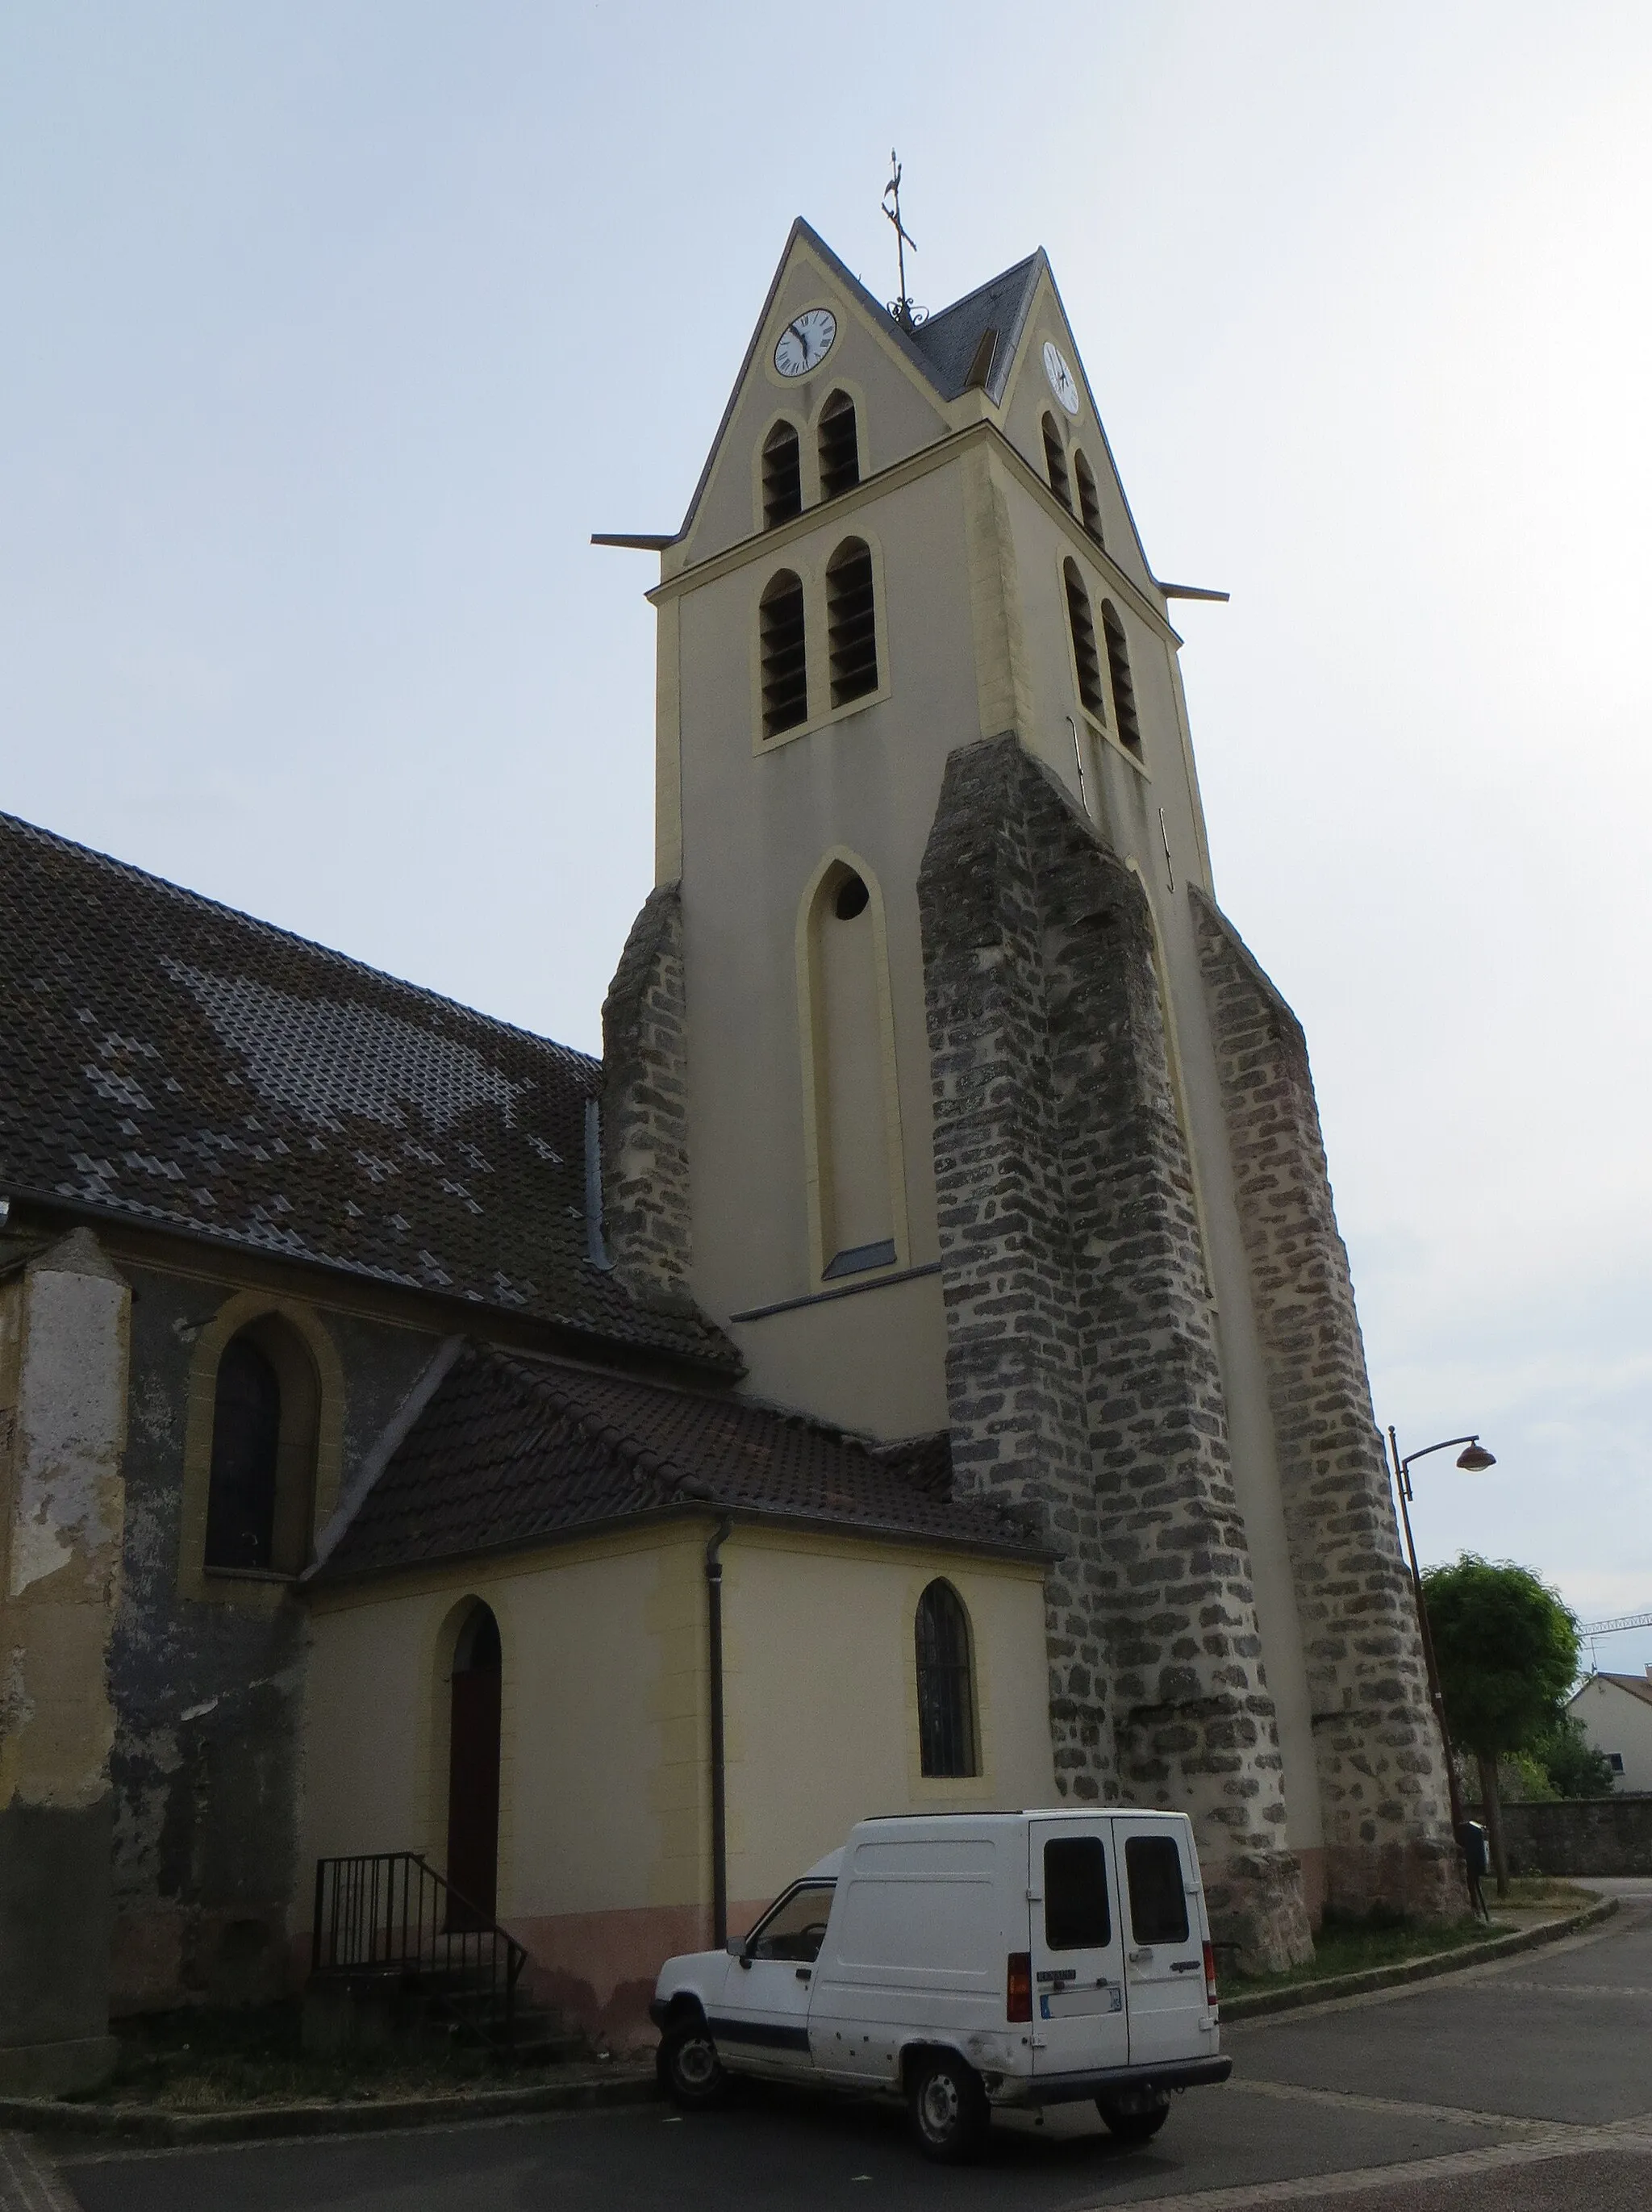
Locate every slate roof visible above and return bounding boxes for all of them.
[907,252,1044,404]
[316,1340,1046,1580]
[0,810,733,1368]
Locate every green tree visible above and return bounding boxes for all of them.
[1530,1709,1618,1800]
[1420,1555,1580,1896]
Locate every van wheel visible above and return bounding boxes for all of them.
[1095,2090,1171,2143]
[657,2018,728,2107]
[907,2051,989,2162]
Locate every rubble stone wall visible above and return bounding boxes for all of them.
[601,885,693,1302]
[918,736,1312,1968]
[1193,890,1458,1921]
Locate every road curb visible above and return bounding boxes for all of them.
[1221,1895,1620,2022]
[0,2064,659,2147]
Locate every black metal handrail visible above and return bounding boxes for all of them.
[311,1852,528,2050]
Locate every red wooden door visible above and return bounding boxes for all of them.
[446,1659,500,1926]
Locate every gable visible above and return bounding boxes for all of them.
[674,221,955,569]
[992,265,1158,595]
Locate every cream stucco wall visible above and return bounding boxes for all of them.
[302,1526,707,1925]
[1571,1675,1652,1794]
[301,1521,1053,1977]
[720,1530,1053,1906]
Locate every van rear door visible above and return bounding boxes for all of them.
[1025,1818,1129,2078]
[1115,1815,1208,2065]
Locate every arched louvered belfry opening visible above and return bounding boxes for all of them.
[801,855,901,1283]
[761,419,803,528]
[1074,448,1103,545]
[1063,561,1107,726]
[759,569,808,738]
[1041,412,1071,510]
[446,1601,503,1927]
[818,389,860,499]
[916,1580,979,1779]
[825,538,878,708]
[202,1316,319,1576]
[1101,599,1141,752]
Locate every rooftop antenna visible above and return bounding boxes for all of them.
[882,150,925,331]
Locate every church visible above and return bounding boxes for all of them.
[0,219,1459,2091]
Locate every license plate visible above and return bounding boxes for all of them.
[1040,1985,1122,2018]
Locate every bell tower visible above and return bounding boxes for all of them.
[598,219,1462,1971]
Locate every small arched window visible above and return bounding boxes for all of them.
[203,1318,318,1575]
[1101,599,1141,753]
[916,1580,978,1779]
[1074,449,1103,545]
[1063,560,1107,724]
[761,420,803,528]
[826,538,878,707]
[1042,413,1071,511]
[818,390,860,499]
[760,569,808,738]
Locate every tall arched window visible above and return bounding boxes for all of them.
[1042,413,1071,511]
[916,1580,978,1779]
[446,1601,502,1926]
[761,420,803,528]
[760,569,808,738]
[1063,560,1106,724]
[825,538,878,707]
[202,1317,319,1575]
[801,857,901,1282]
[1101,599,1141,753]
[1074,449,1103,545]
[818,390,860,499]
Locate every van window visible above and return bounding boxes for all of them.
[1044,1835,1112,1950]
[1124,1834,1190,1944]
[747,1882,835,1963]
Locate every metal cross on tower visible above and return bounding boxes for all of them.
[882,151,924,331]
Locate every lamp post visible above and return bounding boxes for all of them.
[1386,1429,1497,1835]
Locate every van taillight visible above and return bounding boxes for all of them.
[1204,1941,1218,2007]
[1007,1952,1032,2024]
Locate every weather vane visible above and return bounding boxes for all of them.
[882,150,925,330]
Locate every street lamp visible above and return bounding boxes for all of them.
[1386,1429,1498,1834]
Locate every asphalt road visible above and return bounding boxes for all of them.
[26,1888,1652,2212]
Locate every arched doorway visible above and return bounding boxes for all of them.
[445,1602,501,1926]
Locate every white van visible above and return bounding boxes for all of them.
[649,1808,1229,2160]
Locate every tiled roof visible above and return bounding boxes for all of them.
[0,811,733,1368]
[1596,1673,1652,1709]
[315,1341,1046,1580]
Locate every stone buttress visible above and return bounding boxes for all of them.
[0,1228,128,2092]
[918,735,1312,1971]
[601,883,693,1302]
[1193,892,1459,1918]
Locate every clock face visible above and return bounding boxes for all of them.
[1043,340,1081,416]
[774,309,838,378]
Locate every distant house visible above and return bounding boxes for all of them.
[1569,1671,1652,1793]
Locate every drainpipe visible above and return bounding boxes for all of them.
[704,1516,733,1948]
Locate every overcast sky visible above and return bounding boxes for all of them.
[4,2,1649,1677]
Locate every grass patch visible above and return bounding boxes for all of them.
[1222,1909,1501,1997]
[1496,1877,1600,1910]
[66,2002,569,2110]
